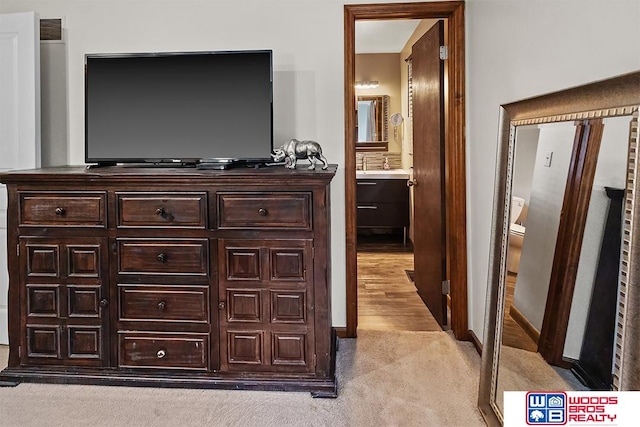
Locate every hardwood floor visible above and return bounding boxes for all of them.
[502,273,538,352]
[356,237,535,339]
[357,239,441,332]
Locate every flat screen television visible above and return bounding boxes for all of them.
[85,50,273,166]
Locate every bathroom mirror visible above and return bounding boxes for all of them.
[478,71,640,426]
[356,95,389,150]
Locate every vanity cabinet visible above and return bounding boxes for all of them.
[0,166,336,396]
[356,178,409,243]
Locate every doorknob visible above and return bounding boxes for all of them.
[407,179,417,187]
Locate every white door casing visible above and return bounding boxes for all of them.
[0,12,41,344]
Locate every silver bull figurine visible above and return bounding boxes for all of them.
[271,139,329,170]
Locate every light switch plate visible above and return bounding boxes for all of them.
[544,151,553,167]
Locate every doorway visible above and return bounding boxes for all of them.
[344,2,467,339]
[355,19,443,332]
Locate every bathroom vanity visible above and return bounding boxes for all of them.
[356,170,410,244]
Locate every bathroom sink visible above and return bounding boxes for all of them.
[356,169,410,179]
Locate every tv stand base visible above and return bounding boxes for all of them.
[86,161,117,169]
[196,159,247,170]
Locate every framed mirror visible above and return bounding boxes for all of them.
[478,71,640,426]
[356,95,389,150]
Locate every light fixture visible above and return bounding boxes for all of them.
[355,80,379,89]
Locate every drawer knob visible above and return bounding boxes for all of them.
[157,253,167,262]
[99,299,108,308]
[258,208,268,216]
[218,301,226,310]
[156,207,165,216]
[157,301,166,311]
[157,349,166,359]
[55,207,66,215]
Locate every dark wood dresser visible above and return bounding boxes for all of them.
[0,165,337,396]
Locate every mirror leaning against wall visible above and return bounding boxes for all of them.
[478,71,640,426]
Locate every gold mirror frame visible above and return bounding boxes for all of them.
[478,71,640,426]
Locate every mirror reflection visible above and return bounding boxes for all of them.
[494,116,632,414]
[357,95,389,143]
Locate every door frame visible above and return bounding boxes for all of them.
[343,1,468,339]
[0,11,41,346]
[538,119,605,366]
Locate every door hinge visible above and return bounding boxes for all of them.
[312,354,317,368]
[18,345,21,358]
[442,279,451,295]
[311,246,315,260]
[17,244,20,256]
[439,45,449,60]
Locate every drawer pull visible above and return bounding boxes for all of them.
[99,299,109,308]
[156,207,165,216]
[357,182,377,185]
[357,206,378,210]
[55,207,66,215]
[157,349,166,359]
[157,253,168,263]
[218,301,226,310]
[157,301,166,311]
[258,208,269,216]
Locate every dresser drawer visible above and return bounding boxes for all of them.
[118,285,209,323]
[119,332,209,370]
[19,192,106,227]
[217,192,311,230]
[117,239,209,276]
[116,192,206,228]
[356,179,408,204]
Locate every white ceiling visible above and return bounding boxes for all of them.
[355,20,422,54]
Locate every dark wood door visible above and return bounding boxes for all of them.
[412,20,447,327]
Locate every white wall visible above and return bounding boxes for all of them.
[467,0,640,340]
[512,122,575,330]
[564,115,633,359]
[512,126,539,211]
[40,39,68,166]
[0,0,352,324]
[1,0,639,332]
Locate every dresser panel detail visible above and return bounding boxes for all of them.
[19,237,109,367]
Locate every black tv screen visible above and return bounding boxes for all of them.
[85,50,273,164]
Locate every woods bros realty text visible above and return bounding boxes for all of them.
[566,396,617,423]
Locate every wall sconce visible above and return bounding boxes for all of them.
[355,80,379,89]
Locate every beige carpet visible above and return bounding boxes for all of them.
[495,345,589,412]
[0,330,484,426]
